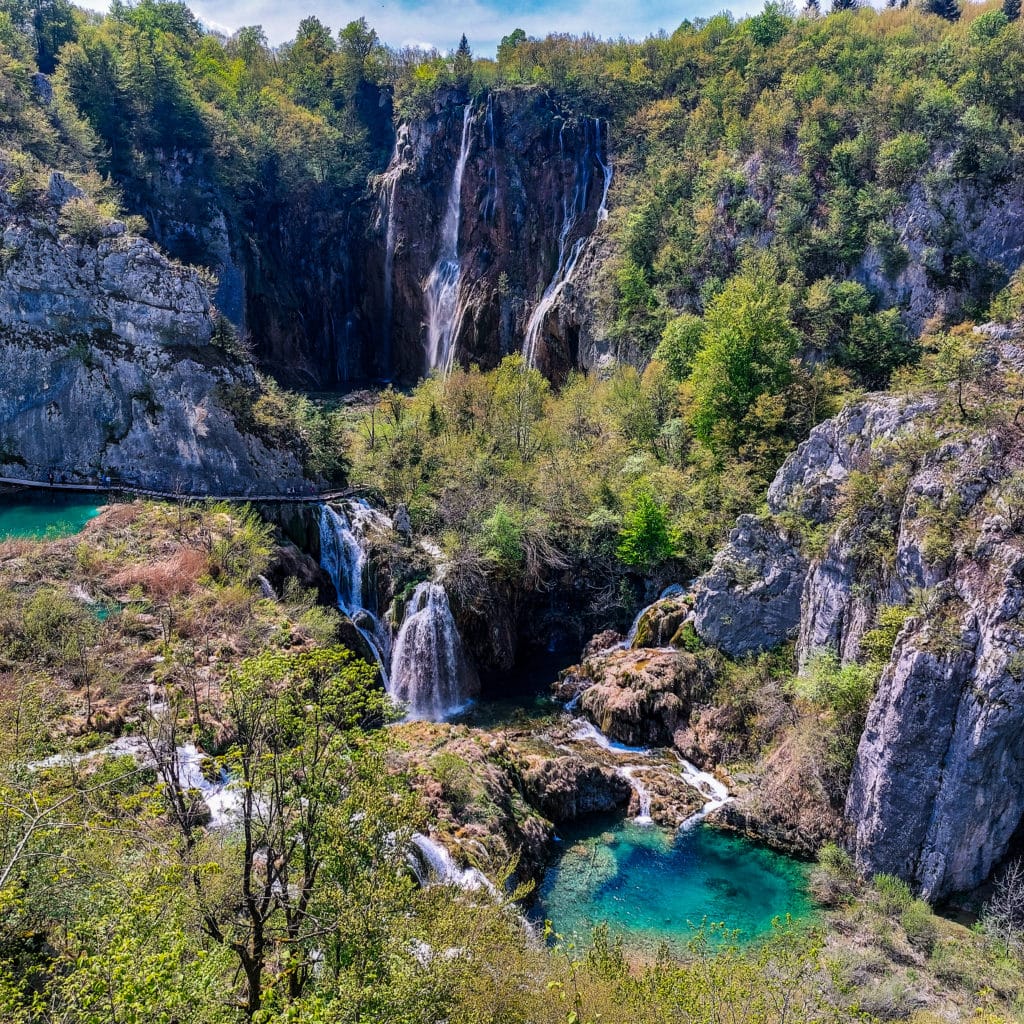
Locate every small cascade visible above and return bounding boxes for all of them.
[676,757,731,830]
[175,742,243,828]
[595,117,613,223]
[567,717,649,755]
[408,833,496,892]
[482,93,499,224]
[619,765,654,825]
[424,104,474,374]
[523,117,612,368]
[621,582,687,649]
[390,581,477,720]
[318,501,392,685]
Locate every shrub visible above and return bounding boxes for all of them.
[901,899,939,952]
[874,872,914,916]
[877,133,931,187]
[58,196,117,242]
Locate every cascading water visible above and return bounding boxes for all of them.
[408,833,496,892]
[390,581,478,721]
[424,104,474,374]
[523,117,613,368]
[620,765,654,825]
[318,502,392,684]
[377,127,409,377]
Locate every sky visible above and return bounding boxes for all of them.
[75,0,767,54]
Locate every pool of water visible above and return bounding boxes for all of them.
[0,492,103,540]
[532,816,813,952]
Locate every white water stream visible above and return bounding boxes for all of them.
[523,118,612,368]
[424,104,474,374]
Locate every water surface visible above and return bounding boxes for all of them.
[533,816,812,952]
[0,491,102,540]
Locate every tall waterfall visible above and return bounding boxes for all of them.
[318,502,392,683]
[424,104,473,375]
[377,126,409,378]
[390,581,478,720]
[523,118,612,368]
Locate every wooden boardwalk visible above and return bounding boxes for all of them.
[0,475,353,505]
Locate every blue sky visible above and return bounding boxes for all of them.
[78,0,768,53]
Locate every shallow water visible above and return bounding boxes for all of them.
[0,492,102,540]
[532,816,812,952]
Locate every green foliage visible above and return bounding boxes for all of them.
[792,652,877,722]
[617,487,677,569]
[655,312,704,382]
[860,604,913,663]
[687,256,799,452]
[874,872,915,915]
[877,132,931,186]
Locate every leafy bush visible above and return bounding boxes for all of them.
[901,899,938,952]
[877,133,931,187]
[58,196,118,242]
[874,873,914,916]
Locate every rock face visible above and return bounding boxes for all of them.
[369,88,614,382]
[0,181,309,493]
[693,393,937,661]
[691,339,1024,897]
[691,515,807,658]
[569,647,702,747]
[854,173,1024,333]
[519,754,631,822]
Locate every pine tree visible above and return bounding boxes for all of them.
[921,0,961,19]
[830,0,857,12]
[804,0,821,16]
[453,34,473,91]
[1004,0,1021,21]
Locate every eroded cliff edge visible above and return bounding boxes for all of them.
[0,167,310,494]
[690,326,1024,900]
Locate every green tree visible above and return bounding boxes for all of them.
[1004,0,1021,20]
[617,488,676,569]
[452,33,472,90]
[687,258,799,452]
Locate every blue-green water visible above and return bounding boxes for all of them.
[0,492,102,540]
[532,817,812,953]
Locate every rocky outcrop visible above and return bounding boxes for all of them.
[690,337,1024,896]
[691,516,807,658]
[692,393,938,660]
[855,173,1024,333]
[519,754,631,822]
[0,177,309,493]
[568,647,702,747]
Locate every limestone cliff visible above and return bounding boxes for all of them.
[369,88,615,382]
[691,331,1024,898]
[0,170,310,494]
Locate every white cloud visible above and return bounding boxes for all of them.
[75,0,767,53]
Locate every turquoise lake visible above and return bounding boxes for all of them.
[0,492,103,540]
[532,816,813,952]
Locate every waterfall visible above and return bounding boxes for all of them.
[565,716,731,828]
[619,765,654,825]
[424,104,473,374]
[677,757,731,830]
[318,502,392,685]
[595,117,613,223]
[621,583,687,649]
[378,129,407,378]
[390,581,477,720]
[408,833,496,892]
[523,117,611,369]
